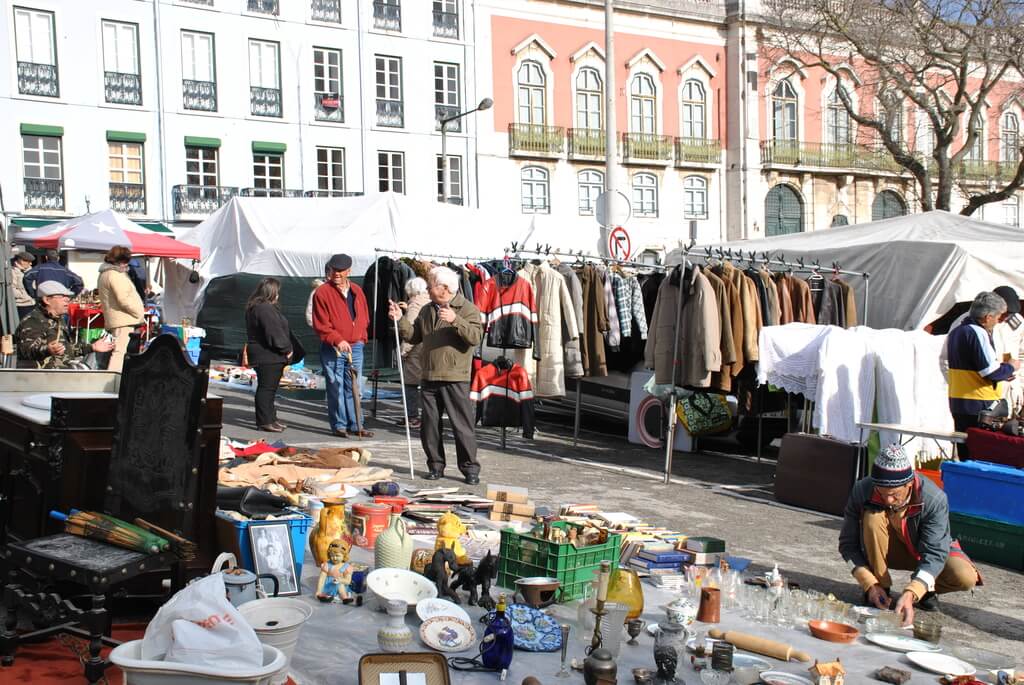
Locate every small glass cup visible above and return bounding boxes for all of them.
[913,614,943,645]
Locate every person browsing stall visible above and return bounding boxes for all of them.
[11,252,36,320]
[245,277,294,433]
[312,253,373,438]
[399,277,430,429]
[24,249,83,298]
[15,281,114,369]
[96,246,145,373]
[839,444,980,626]
[388,266,483,484]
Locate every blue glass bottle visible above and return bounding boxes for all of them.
[481,594,514,671]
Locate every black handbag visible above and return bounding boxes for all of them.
[216,486,290,519]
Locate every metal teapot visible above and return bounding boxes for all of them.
[212,552,280,607]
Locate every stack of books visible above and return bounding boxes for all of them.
[678,536,726,568]
[627,543,687,576]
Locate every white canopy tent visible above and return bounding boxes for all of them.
[666,210,1024,330]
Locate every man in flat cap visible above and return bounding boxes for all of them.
[15,281,114,369]
[312,253,373,438]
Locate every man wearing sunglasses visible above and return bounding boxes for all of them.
[15,281,114,369]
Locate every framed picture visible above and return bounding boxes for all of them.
[249,523,299,596]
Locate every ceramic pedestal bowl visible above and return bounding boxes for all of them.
[808,619,860,644]
[366,568,438,613]
[514,577,561,608]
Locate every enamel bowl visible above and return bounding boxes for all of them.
[366,568,438,613]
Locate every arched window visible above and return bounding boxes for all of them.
[681,79,706,139]
[517,61,546,126]
[577,169,604,215]
[521,166,549,214]
[1002,112,1019,163]
[915,110,935,157]
[772,80,798,141]
[966,117,984,162]
[632,173,658,217]
[630,74,656,134]
[575,67,603,130]
[1004,195,1019,227]
[826,87,851,145]
[831,214,849,227]
[683,176,707,220]
[871,189,907,221]
[765,184,803,235]
[879,92,904,144]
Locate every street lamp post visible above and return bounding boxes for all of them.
[440,97,493,204]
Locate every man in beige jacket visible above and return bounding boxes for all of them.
[97,246,145,372]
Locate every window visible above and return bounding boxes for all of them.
[826,87,851,145]
[109,141,145,214]
[1002,112,1019,163]
[374,0,401,31]
[1004,196,1019,227]
[683,176,707,220]
[375,55,403,127]
[880,95,904,144]
[313,47,343,122]
[249,39,281,117]
[577,169,603,215]
[434,62,460,131]
[102,20,141,105]
[521,166,549,214]
[378,151,405,193]
[630,74,656,134]
[185,145,218,187]
[22,133,64,210]
[311,0,342,23]
[253,153,284,194]
[14,7,58,97]
[436,154,463,204]
[681,79,705,139]
[772,80,798,141]
[966,118,984,161]
[433,0,459,38]
[915,111,935,157]
[517,61,546,125]
[575,68,602,130]
[632,173,658,217]
[871,189,907,221]
[317,147,346,193]
[181,31,216,111]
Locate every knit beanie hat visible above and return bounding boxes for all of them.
[872,444,914,487]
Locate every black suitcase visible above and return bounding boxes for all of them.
[774,433,860,516]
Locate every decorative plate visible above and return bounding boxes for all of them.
[420,616,476,653]
[416,598,471,625]
[905,651,975,676]
[732,653,773,669]
[865,632,942,653]
[482,604,561,652]
[758,671,815,685]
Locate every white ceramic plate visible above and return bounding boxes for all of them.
[733,654,773,669]
[759,671,815,685]
[905,651,976,676]
[865,632,942,653]
[419,616,476,653]
[416,597,471,625]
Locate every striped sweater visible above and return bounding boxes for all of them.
[946,320,1015,416]
[470,361,536,438]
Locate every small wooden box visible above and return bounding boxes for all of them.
[359,652,451,685]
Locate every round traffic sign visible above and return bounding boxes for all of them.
[596,190,631,227]
[608,226,632,261]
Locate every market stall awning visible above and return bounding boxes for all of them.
[11,217,172,233]
[11,210,198,259]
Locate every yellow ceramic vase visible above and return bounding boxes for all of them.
[607,567,645,621]
[310,499,347,566]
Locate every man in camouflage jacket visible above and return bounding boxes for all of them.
[15,281,113,369]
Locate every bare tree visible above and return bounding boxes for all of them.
[761,0,1024,216]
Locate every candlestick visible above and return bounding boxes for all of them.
[596,560,611,602]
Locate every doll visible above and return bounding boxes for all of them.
[434,512,469,565]
[316,538,355,604]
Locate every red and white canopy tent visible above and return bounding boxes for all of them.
[11,209,200,260]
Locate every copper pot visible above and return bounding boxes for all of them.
[697,586,721,623]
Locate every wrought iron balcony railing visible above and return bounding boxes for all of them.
[568,128,606,159]
[17,62,59,97]
[508,124,565,157]
[304,190,364,197]
[311,0,342,22]
[373,1,401,30]
[172,185,238,217]
[240,187,304,197]
[105,72,142,106]
[761,139,904,174]
[433,9,459,38]
[247,0,279,15]
[376,99,404,127]
[315,92,344,122]
[621,132,674,162]
[674,137,722,165]
[24,178,64,211]
[435,104,462,132]
[110,183,146,215]
[251,86,282,117]
[183,79,217,111]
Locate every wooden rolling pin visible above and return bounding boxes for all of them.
[708,629,812,662]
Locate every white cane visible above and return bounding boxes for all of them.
[393,317,415,479]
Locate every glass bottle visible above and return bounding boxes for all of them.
[482,594,514,671]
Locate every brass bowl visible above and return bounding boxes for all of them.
[513,577,561,608]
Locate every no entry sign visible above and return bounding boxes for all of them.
[608,226,631,261]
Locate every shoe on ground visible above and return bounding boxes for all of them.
[352,429,374,438]
[259,423,284,433]
[332,429,349,438]
[464,474,480,485]
[408,418,422,429]
[272,421,287,430]
[424,471,443,481]
[917,591,940,612]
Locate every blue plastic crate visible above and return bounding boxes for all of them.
[942,460,1024,526]
[160,325,202,364]
[215,509,313,583]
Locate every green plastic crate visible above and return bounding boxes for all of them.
[497,521,621,602]
[950,512,1024,571]
[78,328,105,344]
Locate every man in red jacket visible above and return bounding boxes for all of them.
[312,253,373,438]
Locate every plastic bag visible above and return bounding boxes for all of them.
[140,573,263,671]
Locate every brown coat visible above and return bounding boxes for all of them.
[579,265,609,377]
[717,261,761,363]
[775,274,794,324]
[759,269,781,326]
[645,266,721,388]
[704,269,737,392]
[836,279,858,327]
[790,277,817,325]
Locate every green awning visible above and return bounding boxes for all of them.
[11,217,172,234]
[107,130,147,143]
[185,136,221,148]
[252,141,287,153]
[21,123,64,136]
[138,221,173,234]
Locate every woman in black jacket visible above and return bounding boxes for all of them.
[246,278,293,432]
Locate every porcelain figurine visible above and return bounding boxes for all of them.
[316,538,355,603]
[450,550,498,609]
[424,546,461,603]
[434,511,469,565]
[375,512,414,570]
[310,499,347,566]
[377,599,413,652]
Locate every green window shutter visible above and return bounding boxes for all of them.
[252,141,287,153]
[107,130,147,143]
[184,136,221,148]
[765,185,804,236]
[20,123,64,137]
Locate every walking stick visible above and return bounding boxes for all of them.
[346,351,363,441]
[393,318,415,479]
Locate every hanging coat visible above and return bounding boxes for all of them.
[645,266,721,388]
[557,263,585,379]
[363,256,415,355]
[717,261,761,363]
[579,265,609,377]
[515,262,579,397]
[704,269,737,392]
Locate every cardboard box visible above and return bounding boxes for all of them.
[487,484,529,504]
[490,501,536,516]
[488,511,534,523]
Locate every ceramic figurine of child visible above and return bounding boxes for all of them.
[434,512,469,565]
[316,538,355,604]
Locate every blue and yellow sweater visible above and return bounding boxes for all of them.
[946,320,1015,416]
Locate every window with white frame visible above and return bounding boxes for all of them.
[102,21,139,76]
[683,176,707,219]
[14,7,58,97]
[521,167,549,213]
[313,47,342,115]
[681,79,705,139]
[772,80,798,141]
[378,151,405,193]
[632,173,658,217]
[881,95,904,144]
[185,146,218,187]
[966,117,984,161]
[1002,112,1019,162]
[826,87,851,145]
[249,39,280,89]
[109,141,144,186]
[517,61,546,125]
[1005,196,1020,227]
[915,110,935,157]
[317,147,345,193]
[577,169,603,215]
[630,74,656,134]
[375,55,403,126]
[181,31,216,110]
[436,155,463,204]
[253,153,283,193]
[434,62,460,130]
[22,134,62,182]
[576,68,602,130]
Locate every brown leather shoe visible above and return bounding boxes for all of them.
[259,424,284,433]
[352,429,374,438]
[272,421,287,430]
[332,429,349,438]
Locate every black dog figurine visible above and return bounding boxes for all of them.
[424,547,461,604]
[450,550,499,609]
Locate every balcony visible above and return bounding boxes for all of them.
[247,0,279,15]
[435,104,462,132]
[304,190,364,197]
[24,178,64,211]
[240,188,304,198]
[376,99,404,127]
[104,72,142,106]
[438,196,464,205]
[621,133,674,164]
[675,137,722,165]
[110,183,146,215]
[508,124,565,157]
[314,93,344,122]
[373,1,401,31]
[433,9,459,38]
[183,79,217,111]
[251,86,282,117]
[568,128,606,160]
[958,159,1016,184]
[760,140,903,174]
[17,62,59,97]
[311,0,342,22]
[172,185,237,218]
